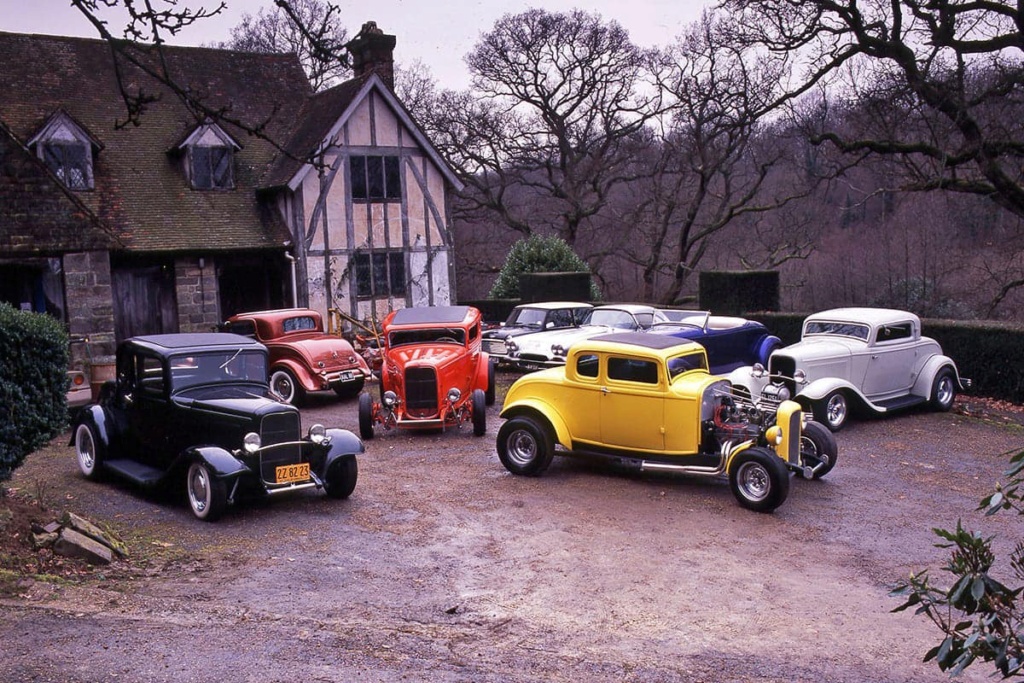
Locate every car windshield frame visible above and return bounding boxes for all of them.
[388,327,467,347]
[584,309,638,330]
[666,351,708,380]
[506,307,548,328]
[804,320,870,340]
[169,349,269,392]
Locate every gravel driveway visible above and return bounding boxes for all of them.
[2,383,1022,682]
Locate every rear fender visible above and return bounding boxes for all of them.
[474,352,492,390]
[272,359,320,392]
[500,399,570,449]
[911,356,963,397]
[68,405,113,452]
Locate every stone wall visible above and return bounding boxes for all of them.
[175,257,221,333]
[63,251,115,363]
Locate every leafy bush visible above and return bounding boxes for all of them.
[488,235,601,300]
[0,303,69,484]
[892,447,1024,678]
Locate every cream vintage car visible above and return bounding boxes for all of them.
[497,332,838,512]
[727,307,970,432]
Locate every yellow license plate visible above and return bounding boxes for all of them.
[275,463,310,484]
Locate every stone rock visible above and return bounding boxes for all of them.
[53,527,113,565]
[63,511,127,558]
[32,531,58,549]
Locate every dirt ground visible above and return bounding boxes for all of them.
[2,380,1023,682]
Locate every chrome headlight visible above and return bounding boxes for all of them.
[793,369,808,384]
[243,432,261,453]
[308,423,327,444]
[552,344,566,357]
[752,363,766,378]
[383,390,398,407]
[447,387,462,403]
[506,340,519,354]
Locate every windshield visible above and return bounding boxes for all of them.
[805,321,870,340]
[667,352,708,379]
[584,309,637,329]
[170,350,268,391]
[507,307,547,327]
[388,327,466,347]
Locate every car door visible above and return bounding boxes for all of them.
[599,355,665,452]
[562,352,604,445]
[125,352,177,465]
[861,322,919,398]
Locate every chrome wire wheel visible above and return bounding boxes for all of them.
[735,461,771,502]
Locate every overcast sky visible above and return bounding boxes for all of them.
[0,0,714,88]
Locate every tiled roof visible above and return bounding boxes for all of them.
[0,119,121,253]
[0,31,312,253]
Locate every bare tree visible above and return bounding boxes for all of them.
[619,14,815,304]
[720,0,1024,220]
[224,0,349,92]
[437,8,662,246]
[68,0,349,146]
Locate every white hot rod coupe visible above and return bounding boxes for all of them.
[727,308,970,431]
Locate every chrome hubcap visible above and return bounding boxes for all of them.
[76,426,95,471]
[737,461,770,501]
[826,395,846,427]
[188,465,211,513]
[507,429,538,467]
[937,377,954,406]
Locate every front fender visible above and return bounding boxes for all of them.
[324,428,364,466]
[500,398,571,450]
[474,352,492,390]
[187,445,249,478]
[726,366,768,397]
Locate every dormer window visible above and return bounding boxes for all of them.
[177,122,239,190]
[29,111,101,191]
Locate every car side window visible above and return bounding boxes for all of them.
[224,320,257,338]
[607,357,659,384]
[138,355,165,396]
[548,310,571,327]
[576,353,599,379]
[877,323,913,343]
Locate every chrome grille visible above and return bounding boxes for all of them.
[482,339,508,356]
[259,412,302,480]
[405,367,438,418]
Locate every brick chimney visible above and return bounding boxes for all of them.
[346,21,396,89]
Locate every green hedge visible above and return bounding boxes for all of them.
[748,311,1024,404]
[0,303,69,484]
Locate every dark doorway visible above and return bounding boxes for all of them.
[218,253,289,318]
[111,257,178,341]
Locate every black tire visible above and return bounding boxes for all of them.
[813,390,849,432]
[728,447,790,512]
[324,456,358,499]
[332,377,365,400]
[186,461,227,522]
[358,392,375,440]
[496,415,554,476]
[74,422,103,481]
[485,359,496,406]
[471,388,487,436]
[929,368,957,412]
[270,368,305,405]
[799,420,839,479]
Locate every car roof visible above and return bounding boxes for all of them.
[227,308,319,322]
[807,307,920,326]
[514,301,593,310]
[591,304,658,314]
[580,332,704,355]
[128,333,266,355]
[389,305,477,326]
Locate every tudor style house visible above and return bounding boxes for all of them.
[0,23,461,369]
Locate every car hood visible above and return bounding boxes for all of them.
[387,345,464,368]
[484,324,544,340]
[779,337,862,361]
[512,325,613,355]
[174,384,290,419]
